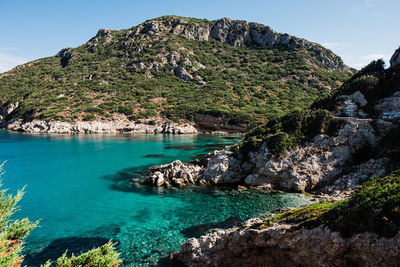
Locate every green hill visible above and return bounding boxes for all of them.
[0,16,352,131]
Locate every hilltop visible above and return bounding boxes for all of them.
[0,16,352,133]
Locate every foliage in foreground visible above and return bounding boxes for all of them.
[41,241,121,267]
[0,163,121,267]
[262,170,400,237]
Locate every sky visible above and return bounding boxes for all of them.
[0,0,399,73]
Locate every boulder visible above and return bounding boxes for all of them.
[57,48,73,67]
[174,66,193,81]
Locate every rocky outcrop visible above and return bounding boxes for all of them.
[201,149,243,184]
[171,222,400,267]
[336,90,368,117]
[122,17,349,72]
[0,119,197,134]
[390,46,400,68]
[0,101,19,120]
[57,48,73,67]
[144,118,384,191]
[146,90,400,192]
[145,160,202,187]
[242,118,379,192]
[174,66,193,81]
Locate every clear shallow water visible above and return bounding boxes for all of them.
[0,130,309,266]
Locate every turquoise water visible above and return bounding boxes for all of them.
[0,130,309,266]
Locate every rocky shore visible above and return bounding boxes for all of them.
[145,53,400,193]
[170,220,400,266]
[0,119,198,134]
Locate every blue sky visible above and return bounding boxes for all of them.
[0,0,399,72]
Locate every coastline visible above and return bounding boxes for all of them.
[0,119,248,135]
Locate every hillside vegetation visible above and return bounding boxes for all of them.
[238,59,400,156]
[0,16,352,129]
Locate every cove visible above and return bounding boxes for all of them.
[0,130,309,266]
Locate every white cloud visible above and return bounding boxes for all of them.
[365,0,374,7]
[0,52,27,73]
[349,53,390,69]
[322,42,352,51]
[360,54,387,60]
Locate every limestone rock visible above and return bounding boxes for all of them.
[376,91,400,121]
[202,149,242,184]
[1,119,198,134]
[174,66,193,81]
[145,160,202,187]
[171,224,400,266]
[336,91,368,117]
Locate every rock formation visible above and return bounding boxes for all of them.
[171,222,400,267]
[0,119,197,134]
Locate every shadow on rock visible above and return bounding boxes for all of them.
[180,216,243,238]
[24,237,116,266]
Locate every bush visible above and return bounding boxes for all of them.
[238,109,337,156]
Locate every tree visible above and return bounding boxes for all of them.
[0,163,121,267]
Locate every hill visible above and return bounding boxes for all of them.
[0,16,352,133]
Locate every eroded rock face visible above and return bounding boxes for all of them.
[244,119,378,192]
[171,224,400,267]
[390,46,400,68]
[121,17,348,72]
[202,149,242,184]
